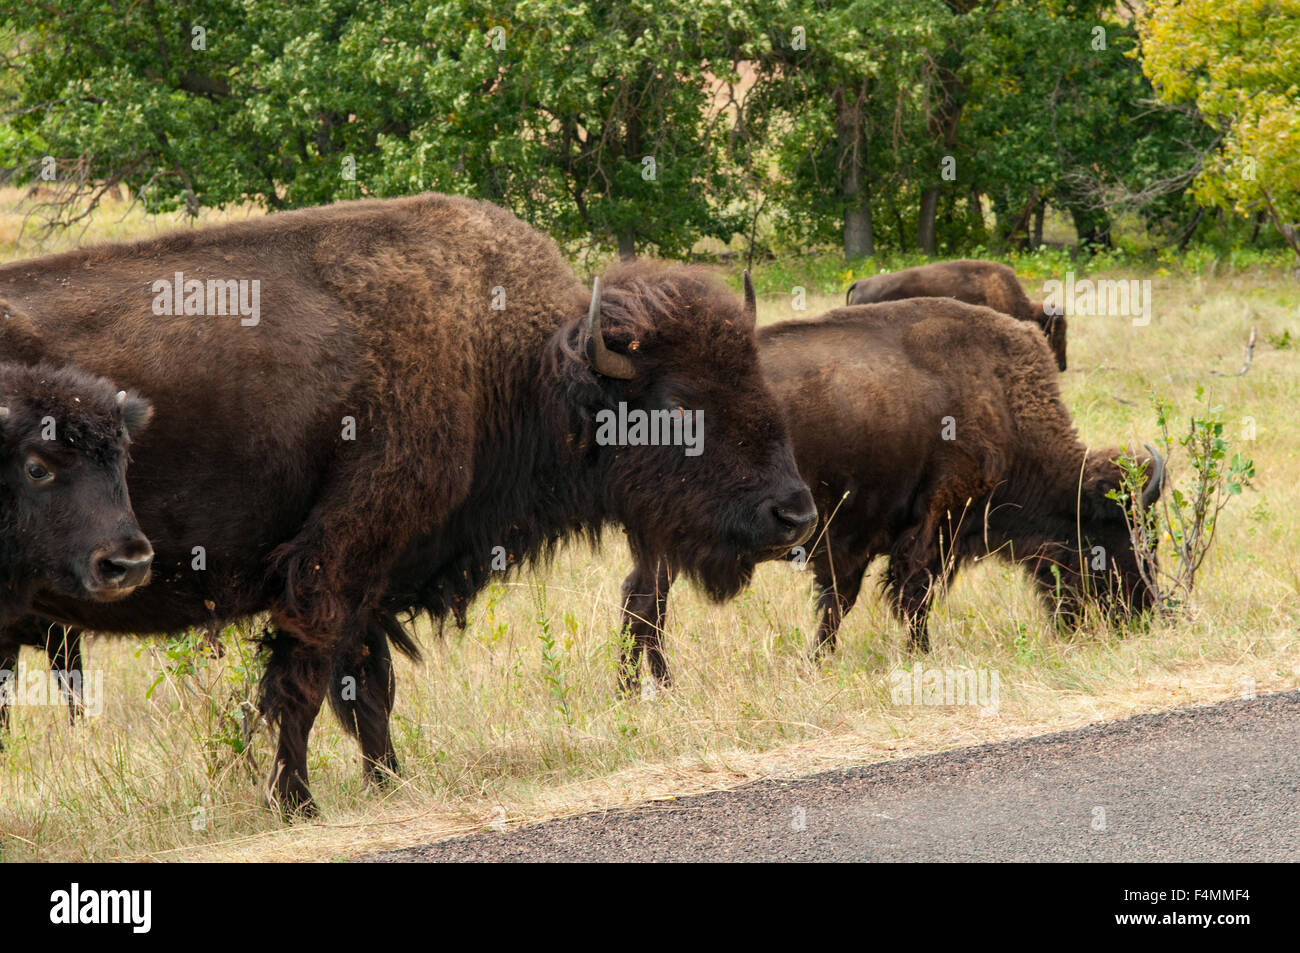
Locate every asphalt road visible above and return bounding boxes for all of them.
[364,690,1299,862]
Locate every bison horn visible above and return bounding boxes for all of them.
[116,390,127,407]
[741,270,757,330]
[0,406,8,422]
[1141,443,1165,507]
[585,277,636,380]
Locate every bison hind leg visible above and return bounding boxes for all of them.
[327,611,401,786]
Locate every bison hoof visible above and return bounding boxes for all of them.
[363,752,401,787]
[265,766,318,820]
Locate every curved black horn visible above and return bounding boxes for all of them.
[585,277,636,380]
[1141,443,1165,507]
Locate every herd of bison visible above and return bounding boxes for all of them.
[0,193,1163,816]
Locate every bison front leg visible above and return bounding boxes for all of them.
[811,561,868,658]
[618,556,674,693]
[886,536,954,654]
[0,634,16,746]
[44,624,84,724]
[328,611,399,785]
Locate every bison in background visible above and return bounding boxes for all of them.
[846,259,1068,371]
[620,298,1162,688]
[0,193,813,814]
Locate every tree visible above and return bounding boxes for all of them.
[0,1,745,257]
[1140,0,1300,265]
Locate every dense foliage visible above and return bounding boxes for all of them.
[1,1,1295,261]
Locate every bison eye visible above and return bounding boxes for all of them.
[25,460,53,484]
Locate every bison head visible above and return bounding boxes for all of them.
[0,363,154,618]
[551,264,815,601]
[1032,444,1164,624]
[1031,301,1069,371]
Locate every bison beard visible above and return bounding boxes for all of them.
[0,194,810,815]
[618,299,1163,688]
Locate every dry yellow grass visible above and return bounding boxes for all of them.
[0,195,1296,862]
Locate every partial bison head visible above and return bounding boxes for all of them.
[1030,302,1069,371]
[552,264,815,600]
[0,363,154,617]
[1032,444,1165,624]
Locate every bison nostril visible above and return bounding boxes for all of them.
[776,504,817,527]
[92,545,153,590]
[98,558,128,582]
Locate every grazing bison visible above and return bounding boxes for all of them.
[0,193,814,814]
[0,364,153,740]
[619,298,1162,687]
[846,259,1068,371]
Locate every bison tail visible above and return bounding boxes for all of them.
[374,610,421,662]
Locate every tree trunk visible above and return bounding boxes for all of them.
[617,230,636,260]
[1069,205,1112,248]
[835,83,873,260]
[1032,201,1045,248]
[917,188,939,255]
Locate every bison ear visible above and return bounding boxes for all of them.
[1032,305,1068,372]
[117,390,153,438]
[1080,451,1126,523]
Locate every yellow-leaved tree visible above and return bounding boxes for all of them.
[1140,0,1300,264]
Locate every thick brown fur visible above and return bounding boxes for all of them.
[0,193,810,813]
[620,298,1160,687]
[846,259,1068,371]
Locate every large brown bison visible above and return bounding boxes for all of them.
[0,193,814,814]
[619,298,1162,687]
[846,259,1068,371]
[0,364,153,739]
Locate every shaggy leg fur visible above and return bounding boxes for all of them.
[618,557,675,692]
[328,611,400,784]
